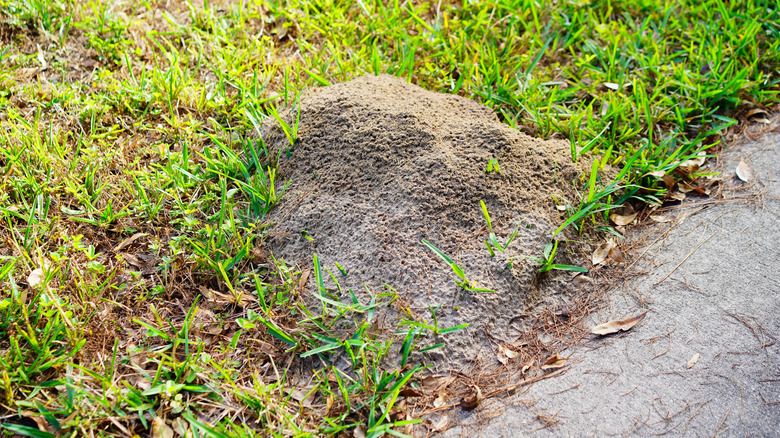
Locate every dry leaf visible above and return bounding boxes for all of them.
[521,361,533,374]
[399,387,423,397]
[114,232,148,252]
[422,375,453,390]
[735,161,754,182]
[432,415,449,432]
[572,274,592,287]
[679,151,706,171]
[325,394,334,414]
[592,238,617,265]
[610,212,638,226]
[603,82,620,90]
[433,395,445,408]
[171,418,188,437]
[353,425,366,438]
[686,353,700,369]
[152,417,174,438]
[459,385,483,411]
[541,353,567,370]
[669,192,686,201]
[497,345,519,365]
[591,311,647,335]
[28,268,44,288]
[20,411,49,433]
[298,269,311,296]
[650,214,673,223]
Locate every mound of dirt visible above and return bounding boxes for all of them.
[265,74,588,362]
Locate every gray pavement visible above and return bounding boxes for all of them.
[443,121,780,437]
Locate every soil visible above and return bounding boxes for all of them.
[265,74,590,364]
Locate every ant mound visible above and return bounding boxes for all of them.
[266,74,589,362]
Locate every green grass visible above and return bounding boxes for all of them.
[0,0,778,435]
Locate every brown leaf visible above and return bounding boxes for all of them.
[592,238,617,265]
[152,417,174,438]
[353,425,366,438]
[541,353,567,370]
[686,353,700,369]
[325,394,335,414]
[735,161,754,182]
[459,385,483,411]
[572,274,592,287]
[610,212,638,226]
[422,375,453,390]
[432,415,450,432]
[171,418,188,437]
[298,269,311,295]
[399,387,423,397]
[114,232,148,252]
[433,395,445,408]
[591,311,647,335]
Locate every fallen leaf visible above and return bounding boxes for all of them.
[422,375,454,390]
[432,415,449,432]
[592,238,617,265]
[572,274,592,287]
[603,82,620,90]
[679,151,706,172]
[591,311,647,336]
[497,345,519,365]
[353,425,366,438]
[399,387,423,397]
[297,269,311,295]
[114,232,148,252]
[433,395,445,408]
[610,212,638,226]
[460,385,483,411]
[745,107,768,119]
[669,192,686,201]
[661,174,676,189]
[152,417,174,438]
[650,214,674,223]
[20,411,48,433]
[686,353,700,369]
[735,161,754,182]
[521,361,533,374]
[171,418,188,437]
[647,170,665,178]
[541,353,567,370]
[504,346,519,359]
[325,394,334,414]
[28,268,44,288]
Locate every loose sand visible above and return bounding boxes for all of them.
[265,74,589,364]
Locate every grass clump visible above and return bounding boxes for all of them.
[0,0,777,436]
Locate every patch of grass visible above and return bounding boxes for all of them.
[0,0,777,435]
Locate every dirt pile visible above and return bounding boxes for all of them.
[265,74,588,361]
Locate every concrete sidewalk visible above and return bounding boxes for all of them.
[444,121,780,437]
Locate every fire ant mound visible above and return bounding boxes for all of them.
[265,74,589,362]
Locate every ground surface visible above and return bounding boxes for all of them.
[443,119,780,437]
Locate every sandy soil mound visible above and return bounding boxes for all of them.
[265,74,588,361]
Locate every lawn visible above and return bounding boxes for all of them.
[0,0,778,436]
